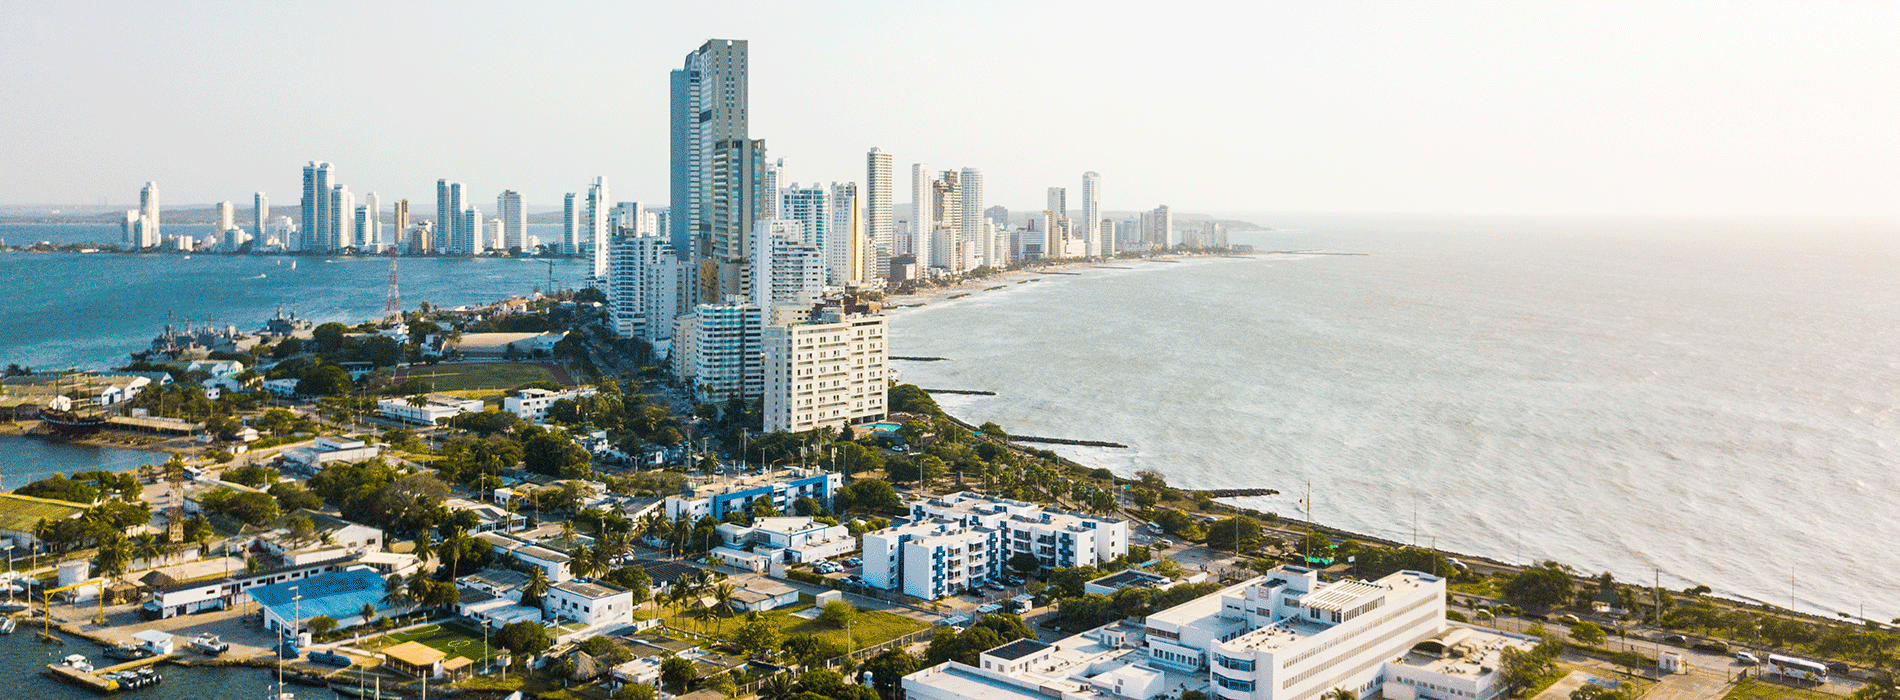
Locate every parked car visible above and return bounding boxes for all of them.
[1557,614,1582,624]
[1734,652,1759,664]
[1661,634,1688,645]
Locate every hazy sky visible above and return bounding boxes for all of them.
[3,1,1897,218]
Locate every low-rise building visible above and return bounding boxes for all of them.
[445,497,526,533]
[477,532,571,582]
[377,393,484,426]
[729,578,799,612]
[263,378,301,399]
[253,565,391,635]
[247,511,384,566]
[502,387,596,422]
[545,579,634,627]
[911,492,1128,573]
[281,437,381,471]
[141,552,360,619]
[716,516,855,565]
[662,467,841,522]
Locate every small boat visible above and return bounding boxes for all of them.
[104,642,152,660]
[190,633,229,655]
[0,600,30,613]
[60,654,93,672]
[0,617,15,634]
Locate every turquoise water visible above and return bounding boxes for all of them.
[0,436,158,487]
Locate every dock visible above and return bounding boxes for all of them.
[44,664,118,693]
[922,388,996,396]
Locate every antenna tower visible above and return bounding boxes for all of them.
[384,250,402,321]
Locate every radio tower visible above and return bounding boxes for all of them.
[384,249,402,321]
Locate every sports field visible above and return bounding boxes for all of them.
[0,493,86,533]
[359,621,502,663]
[395,363,568,392]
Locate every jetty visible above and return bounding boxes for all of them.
[890,356,950,362]
[922,389,995,396]
[1008,435,1128,449]
[43,654,165,694]
[1194,488,1280,498]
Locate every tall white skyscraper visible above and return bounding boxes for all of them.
[463,206,485,254]
[760,158,785,221]
[436,179,452,253]
[447,182,466,253]
[1047,187,1067,219]
[362,191,381,250]
[1081,172,1102,257]
[780,184,830,254]
[929,170,962,270]
[609,234,689,347]
[302,163,332,252]
[497,190,524,251]
[329,185,354,250]
[215,201,235,234]
[586,177,611,283]
[393,199,411,252]
[672,39,749,266]
[253,192,268,243]
[866,148,894,280]
[828,182,862,284]
[1151,205,1174,247]
[486,219,505,253]
[910,163,933,269]
[959,168,984,268]
[354,206,372,251]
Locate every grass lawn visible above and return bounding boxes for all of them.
[358,621,503,663]
[1720,678,1840,700]
[661,603,929,651]
[401,363,560,392]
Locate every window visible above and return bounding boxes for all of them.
[1216,655,1255,672]
[1214,676,1254,692]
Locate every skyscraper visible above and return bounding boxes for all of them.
[1081,172,1102,257]
[910,163,933,268]
[1099,219,1116,257]
[1150,205,1173,248]
[586,177,611,282]
[760,158,785,221]
[750,219,824,309]
[362,191,381,250]
[959,168,984,268]
[780,184,830,253]
[463,206,484,253]
[253,192,268,243]
[448,182,465,253]
[1047,187,1067,219]
[216,201,235,234]
[828,182,862,284]
[134,182,161,249]
[563,192,580,256]
[436,179,452,253]
[393,199,411,252]
[302,163,333,252]
[497,190,524,251]
[930,170,962,270]
[865,148,894,280]
[706,139,766,301]
[672,39,749,271]
[329,184,353,250]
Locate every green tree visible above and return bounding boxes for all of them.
[496,620,551,656]
[818,600,858,629]
[1008,552,1042,577]
[1503,562,1576,609]
[660,656,697,692]
[733,618,783,656]
[1851,672,1900,700]
[1570,620,1608,647]
[295,363,353,397]
[308,615,338,637]
[1569,686,1630,700]
[1204,517,1263,552]
[312,322,349,352]
[614,683,657,700]
[858,649,922,700]
[1610,650,1647,677]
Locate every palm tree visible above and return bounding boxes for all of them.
[711,582,735,629]
[412,534,436,570]
[360,602,378,629]
[132,532,161,570]
[523,567,550,608]
[758,673,797,700]
[1325,689,1355,700]
[560,520,576,552]
[571,544,599,579]
[441,527,467,578]
[383,575,413,610]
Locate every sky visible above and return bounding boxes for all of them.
[3,0,1897,218]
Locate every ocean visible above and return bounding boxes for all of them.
[888,213,1900,621]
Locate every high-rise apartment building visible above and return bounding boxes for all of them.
[436,180,452,253]
[354,206,372,251]
[215,201,235,235]
[447,182,466,253]
[760,158,785,221]
[1099,219,1116,257]
[562,192,579,256]
[750,219,825,309]
[609,234,689,347]
[253,192,269,243]
[585,177,611,282]
[393,199,410,251]
[329,185,353,250]
[1081,172,1101,257]
[959,168,984,269]
[929,170,962,270]
[672,39,750,268]
[463,206,484,254]
[362,192,381,250]
[762,305,889,433]
[866,148,894,280]
[1150,204,1174,248]
[302,163,333,252]
[780,183,830,260]
[705,139,767,302]
[828,182,863,284]
[673,303,766,402]
[1047,187,1067,220]
[910,163,933,269]
[497,190,524,251]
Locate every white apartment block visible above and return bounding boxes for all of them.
[717,516,855,564]
[751,219,825,309]
[503,387,598,422]
[609,234,690,348]
[862,519,1000,600]
[544,579,634,627]
[672,302,765,402]
[377,393,485,426]
[762,306,888,433]
[661,467,842,523]
[904,566,1528,700]
[907,492,1128,573]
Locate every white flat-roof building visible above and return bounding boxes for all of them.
[281,437,381,470]
[761,305,888,433]
[662,467,841,522]
[445,497,526,533]
[904,566,1525,700]
[718,516,855,565]
[378,394,485,426]
[477,532,572,582]
[901,491,1128,575]
[544,579,633,627]
[862,519,1000,600]
[502,387,596,423]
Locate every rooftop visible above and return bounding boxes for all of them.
[1390,626,1532,679]
[554,579,625,599]
[250,566,386,623]
[384,640,447,666]
[1303,579,1385,612]
[986,639,1052,661]
[1087,569,1170,591]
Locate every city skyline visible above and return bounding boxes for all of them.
[4,2,1896,219]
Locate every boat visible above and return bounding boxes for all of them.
[190,633,229,655]
[328,684,403,700]
[0,617,15,635]
[0,600,29,613]
[104,641,153,660]
[59,654,93,672]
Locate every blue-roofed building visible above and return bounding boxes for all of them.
[662,466,842,522]
[252,566,391,635]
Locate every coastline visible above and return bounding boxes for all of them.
[881,251,1260,306]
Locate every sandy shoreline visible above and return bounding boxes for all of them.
[881,252,1259,306]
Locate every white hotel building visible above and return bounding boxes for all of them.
[904,565,1532,700]
[761,305,888,433]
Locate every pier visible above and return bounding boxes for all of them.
[890,356,950,362]
[921,389,996,396]
[1008,435,1128,448]
[1194,488,1281,498]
